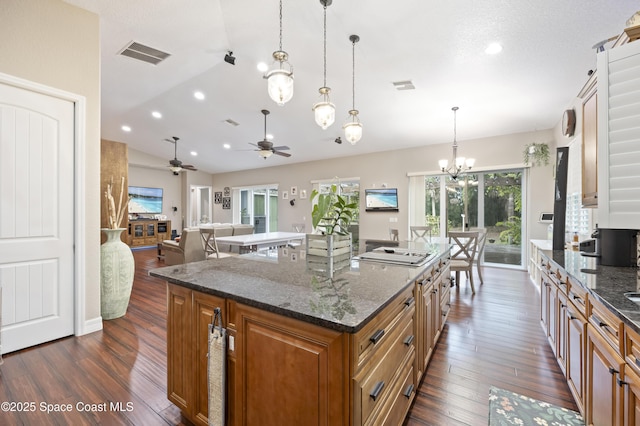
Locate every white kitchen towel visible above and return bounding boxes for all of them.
[208,315,226,425]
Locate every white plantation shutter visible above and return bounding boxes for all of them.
[597,41,640,229]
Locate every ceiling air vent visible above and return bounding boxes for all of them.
[119,41,171,65]
[224,119,240,127]
[392,80,415,90]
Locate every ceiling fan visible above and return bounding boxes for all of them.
[249,109,291,159]
[164,136,197,174]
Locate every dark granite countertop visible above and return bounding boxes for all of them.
[540,249,640,332]
[150,242,451,333]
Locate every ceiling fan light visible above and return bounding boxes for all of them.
[169,166,182,173]
[259,149,273,159]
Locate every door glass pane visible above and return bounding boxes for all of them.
[240,190,250,224]
[424,176,441,235]
[483,171,522,266]
[253,189,267,233]
[446,175,478,232]
[269,189,278,232]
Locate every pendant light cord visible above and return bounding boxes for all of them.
[322,3,327,88]
[278,0,283,52]
[351,38,356,110]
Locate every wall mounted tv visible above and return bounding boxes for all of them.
[365,188,399,212]
[128,186,163,214]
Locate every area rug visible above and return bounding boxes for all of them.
[488,386,584,426]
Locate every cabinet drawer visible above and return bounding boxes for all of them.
[354,285,415,367]
[355,312,415,424]
[369,352,415,426]
[548,264,569,296]
[589,296,623,355]
[567,278,588,317]
[625,325,640,377]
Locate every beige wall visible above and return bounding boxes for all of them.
[0,0,101,329]
[211,129,557,243]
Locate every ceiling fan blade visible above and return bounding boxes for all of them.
[248,142,260,148]
[182,165,197,171]
[273,151,291,157]
[271,145,289,151]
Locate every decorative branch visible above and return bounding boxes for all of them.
[105,176,129,229]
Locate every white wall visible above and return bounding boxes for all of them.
[128,147,215,232]
[211,129,558,242]
[0,0,101,330]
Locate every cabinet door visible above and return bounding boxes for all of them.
[167,284,192,412]
[557,292,568,374]
[235,303,347,426]
[420,282,434,375]
[541,274,551,334]
[582,89,598,207]
[192,292,226,426]
[586,325,624,426]
[548,283,559,354]
[624,366,640,426]
[566,302,586,416]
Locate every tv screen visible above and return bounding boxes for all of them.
[365,188,399,211]
[128,186,163,214]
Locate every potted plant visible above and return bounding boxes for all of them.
[523,143,550,167]
[306,184,358,275]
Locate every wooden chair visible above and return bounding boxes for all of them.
[389,229,399,241]
[448,231,479,294]
[410,225,431,243]
[200,227,233,259]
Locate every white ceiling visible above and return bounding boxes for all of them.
[65,0,639,174]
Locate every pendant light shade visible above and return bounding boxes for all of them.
[264,0,294,106]
[313,87,335,129]
[313,0,335,129]
[343,34,362,144]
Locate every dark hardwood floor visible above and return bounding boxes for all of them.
[0,248,576,425]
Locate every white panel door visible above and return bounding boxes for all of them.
[0,81,75,354]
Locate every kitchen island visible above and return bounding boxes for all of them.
[150,242,452,426]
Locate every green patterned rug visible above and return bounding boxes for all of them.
[488,387,584,425]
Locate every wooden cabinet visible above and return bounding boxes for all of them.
[127,219,171,246]
[586,324,624,425]
[234,302,347,426]
[165,253,451,426]
[581,75,598,208]
[623,359,640,426]
[167,283,225,426]
[566,298,587,414]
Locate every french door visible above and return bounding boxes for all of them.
[412,169,526,268]
[235,186,278,233]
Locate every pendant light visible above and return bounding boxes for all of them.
[264,0,294,106]
[312,0,335,129]
[343,34,362,144]
[438,107,475,180]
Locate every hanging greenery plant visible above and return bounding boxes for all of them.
[523,142,550,167]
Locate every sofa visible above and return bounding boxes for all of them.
[162,228,206,265]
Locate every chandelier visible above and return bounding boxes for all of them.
[264,0,294,106]
[438,106,474,180]
[343,34,362,145]
[312,0,335,129]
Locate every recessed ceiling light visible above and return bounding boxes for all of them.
[485,42,503,55]
[194,91,205,100]
[151,111,162,119]
[121,125,131,132]
[190,151,198,156]
[257,62,269,72]
[223,143,231,149]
